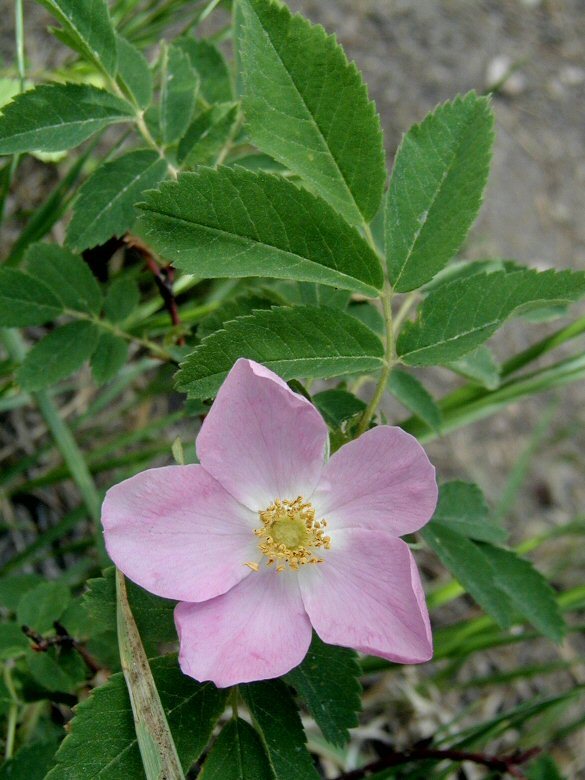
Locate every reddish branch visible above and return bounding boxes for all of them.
[124,234,185,345]
[336,745,541,779]
[23,622,102,674]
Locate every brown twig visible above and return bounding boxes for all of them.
[124,234,185,345]
[336,745,541,779]
[22,622,102,675]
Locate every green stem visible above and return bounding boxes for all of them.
[356,281,395,435]
[3,663,19,760]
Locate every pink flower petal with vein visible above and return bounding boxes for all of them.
[299,529,432,664]
[196,359,328,510]
[103,464,259,602]
[312,426,437,535]
[175,567,312,687]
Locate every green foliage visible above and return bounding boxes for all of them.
[285,634,362,747]
[431,481,507,544]
[37,0,118,77]
[447,345,501,389]
[116,35,153,110]
[0,84,133,154]
[137,168,383,295]
[17,581,70,633]
[66,150,167,252]
[83,569,177,658]
[46,656,228,779]
[386,92,494,292]
[104,278,141,323]
[176,38,233,104]
[388,369,442,432]
[238,0,386,225]
[0,740,57,780]
[160,44,199,146]
[26,244,103,315]
[177,305,384,398]
[177,103,239,167]
[200,719,272,780]
[241,680,320,780]
[17,321,100,391]
[398,268,585,365]
[0,269,63,326]
[313,389,366,429]
[91,332,129,384]
[423,500,566,641]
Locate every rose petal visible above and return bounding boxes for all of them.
[102,464,259,602]
[175,568,312,687]
[299,528,432,663]
[312,426,437,535]
[197,359,328,510]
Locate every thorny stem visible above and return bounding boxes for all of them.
[336,745,541,780]
[125,235,185,345]
[356,223,396,436]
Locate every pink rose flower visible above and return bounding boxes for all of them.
[102,359,437,688]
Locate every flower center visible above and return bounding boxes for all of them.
[246,496,331,573]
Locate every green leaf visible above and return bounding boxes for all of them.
[431,481,507,544]
[26,243,103,315]
[387,368,442,432]
[197,294,275,339]
[526,755,564,780]
[117,35,153,110]
[176,38,233,104]
[0,269,63,326]
[0,574,43,612]
[26,646,87,694]
[17,581,70,633]
[348,301,385,335]
[91,332,129,385]
[46,656,228,779]
[0,624,28,660]
[285,634,361,747]
[177,305,384,398]
[313,389,366,429]
[138,168,383,295]
[160,44,199,146]
[447,345,500,389]
[104,277,140,323]
[0,84,134,155]
[0,740,57,780]
[66,150,167,252]
[200,719,272,780]
[241,680,320,780]
[386,92,494,292]
[398,268,585,365]
[421,523,515,628]
[37,0,118,77]
[83,569,177,659]
[177,103,239,167]
[17,321,100,391]
[238,0,386,225]
[478,544,566,642]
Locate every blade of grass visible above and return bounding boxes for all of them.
[116,569,184,779]
[1,329,106,561]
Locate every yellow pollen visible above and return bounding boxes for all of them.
[249,496,331,573]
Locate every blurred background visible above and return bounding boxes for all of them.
[1,1,584,776]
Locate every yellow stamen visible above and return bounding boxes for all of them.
[250,496,331,572]
[244,562,260,572]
